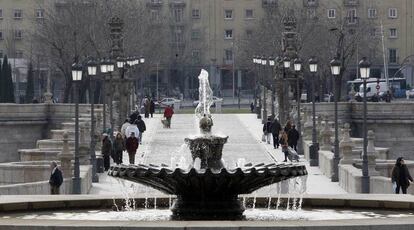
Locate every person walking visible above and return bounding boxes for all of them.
[121,119,130,138]
[150,99,155,118]
[126,132,139,165]
[144,97,150,118]
[49,161,63,195]
[113,132,125,164]
[391,157,413,194]
[164,105,174,128]
[280,131,289,162]
[262,117,273,144]
[385,90,392,103]
[101,133,112,171]
[284,120,292,133]
[271,118,282,149]
[135,115,146,144]
[288,124,300,151]
[125,121,140,140]
[250,102,254,113]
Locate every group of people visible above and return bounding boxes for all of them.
[142,96,156,118]
[101,114,147,171]
[263,118,300,162]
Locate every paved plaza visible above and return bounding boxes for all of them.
[90,113,345,196]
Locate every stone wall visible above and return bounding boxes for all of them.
[0,165,92,195]
[0,104,94,163]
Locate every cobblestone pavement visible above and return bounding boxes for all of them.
[90,113,345,196]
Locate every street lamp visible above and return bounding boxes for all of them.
[330,57,341,182]
[71,62,83,194]
[256,56,262,119]
[100,59,108,133]
[308,57,319,166]
[106,58,115,139]
[261,56,268,123]
[282,56,291,125]
[294,58,303,155]
[359,57,371,193]
[87,59,99,183]
[269,56,275,117]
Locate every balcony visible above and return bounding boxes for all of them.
[262,0,278,8]
[169,0,186,8]
[343,0,359,7]
[303,0,319,7]
[147,0,163,8]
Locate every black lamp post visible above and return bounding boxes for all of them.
[268,56,275,117]
[107,58,115,139]
[71,63,83,194]
[252,56,260,118]
[330,57,341,182]
[359,57,371,193]
[261,56,268,123]
[283,56,291,125]
[87,59,99,183]
[293,58,303,155]
[100,59,109,133]
[308,57,319,166]
[256,56,262,119]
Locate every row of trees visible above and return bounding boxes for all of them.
[0,56,15,103]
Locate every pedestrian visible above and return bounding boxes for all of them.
[271,118,282,149]
[121,119,130,138]
[262,117,273,144]
[129,108,139,126]
[391,157,413,194]
[250,102,254,113]
[385,90,392,103]
[135,115,146,144]
[113,132,125,164]
[164,105,174,128]
[125,121,140,140]
[280,131,289,162]
[284,120,292,133]
[101,133,112,171]
[288,124,300,151]
[150,99,155,118]
[126,132,139,164]
[144,96,150,118]
[49,161,63,195]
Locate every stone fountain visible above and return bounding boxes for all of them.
[108,69,307,220]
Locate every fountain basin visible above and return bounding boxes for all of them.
[108,163,307,220]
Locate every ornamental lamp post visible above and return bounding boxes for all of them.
[252,56,258,117]
[293,58,303,155]
[257,56,262,119]
[330,57,341,182]
[269,56,275,117]
[261,56,268,123]
[106,58,115,139]
[87,59,99,183]
[282,56,291,126]
[308,57,319,167]
[100,59,108,133]
[71,63,83,194]
[359,57,371,193]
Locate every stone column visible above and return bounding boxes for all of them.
[320,116,333,151]
[317,114,324,143]
[367,130,380,176]
[95,113,103,151]
[303,108,312,140]
[58,131,73,178]
[339,123,353,164]
[78,122,90,165]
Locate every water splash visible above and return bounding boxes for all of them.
[195,69,214,119]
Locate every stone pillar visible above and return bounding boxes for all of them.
[215,101,222,113]
[320,116,333,151]
[303,108,312,140]
[367,130,380,176]
[339,123,353,165]
[58,131,73,178]
[95,113,103,151]
[317,114,324,143]
[78,122,90,165]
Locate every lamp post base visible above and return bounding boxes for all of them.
[331,156,340,182]
[309,143,319,167]
[92,174,99,183]
[261,109,267,124]
[361,175,370,193]
[72,177,82,194]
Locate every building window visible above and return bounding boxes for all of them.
[389,49,397,63]
[327,9,336,18]
[192,9,200,19]
[150,10,160,22]
[347,8,357,24]
[36,9,44,19]
[224,49,233,61]
[368,8,377,18]
[191,29,200,40]
[173,8,183,23]
[192,49,200,63]
[307,0,317,6]
[224,29,233,39]
[14,9,23,19]
[245,9,254,19]
[15,50,23,58]
[246,29,253,38]
[389,28,397,38]
[173,29,183,43]
[307,8,316,19]
[224,10,233,20]
[14,30,22,40]
[388,8,397,18]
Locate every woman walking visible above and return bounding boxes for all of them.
[392,157,413,194]
[113,132,125,164]
[280,131,289,162]
[101,133,112,171]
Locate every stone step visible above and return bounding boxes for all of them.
[50,130,76,140]
[37,139,74,150]
[18,149,62,161]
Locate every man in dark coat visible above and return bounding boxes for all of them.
[135,115,146,144]
[271,118,282,149]
[288,124,300,151]
[49,161,63,195]
[101,133,112,171]
[149,99,155,118]
[126,132,139,164]
[262,117,273,144]
[392,157,413,194]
